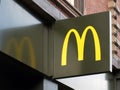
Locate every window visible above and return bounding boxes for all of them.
[49,0,84,17]
[66,0,84,14]
[66,0,74,6]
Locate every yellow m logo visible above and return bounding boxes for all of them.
[5,37,36,68]
[61,26,101,66]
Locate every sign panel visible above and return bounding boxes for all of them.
[0,25,52,76]
[0,11,112,78]
[53,11,112,78]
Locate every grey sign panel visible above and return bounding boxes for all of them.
[53,11,112,78]
[0,24,51,76]
[0,11,112,78]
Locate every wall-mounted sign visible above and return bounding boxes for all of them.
[0,25,52,76]
[53,11,112,78]
[0,11,112,79]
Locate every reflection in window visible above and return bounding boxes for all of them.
[0,0,40,30]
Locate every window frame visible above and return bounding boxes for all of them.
[49,0,83,17]
[74,0,84,14]
[67,0,84,14]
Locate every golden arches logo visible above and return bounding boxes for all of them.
[5,37,36,68]
[61,26,101,66]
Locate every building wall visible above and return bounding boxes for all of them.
[85,0,108,15]
[117,0,120,23]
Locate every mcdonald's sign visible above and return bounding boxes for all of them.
[61,26,101,66]
[0,11,112,78]
[53,11,112,78]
